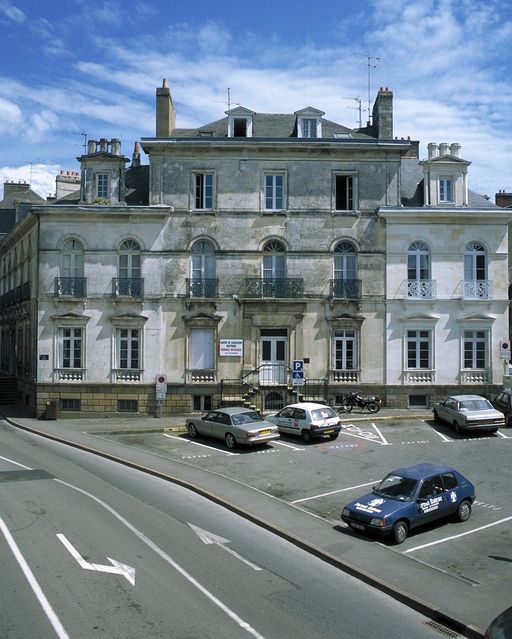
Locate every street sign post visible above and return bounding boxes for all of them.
[155,374,167,415]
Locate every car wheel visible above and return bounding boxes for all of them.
[456,500,472,522]
[301,430,312,444]
[454,421,461,434]
[433,409,439,422]
[367,402,380,413]
[225,432,237,449]
[329,433,339,440]
[392,520,408,545]
[187,423,198,438]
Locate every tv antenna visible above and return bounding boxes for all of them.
[343,97,363,129]
[366,55,381,123]
[81,132,87,154]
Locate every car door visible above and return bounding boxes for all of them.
[274,407,295,433]
[200,411,218,436]
[415,474,451,525]
[210,412,230,440]
[292,408,307,434]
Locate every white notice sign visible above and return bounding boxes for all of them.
[219,339,243,357]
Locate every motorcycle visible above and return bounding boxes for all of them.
[341,391,381,413]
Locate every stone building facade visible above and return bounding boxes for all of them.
[0,81,510,417]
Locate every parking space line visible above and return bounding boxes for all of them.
[273,441,306,451]
[403,514,512,553]
[371,423,391,446]
[291,480,376,504]
[162,433,239,456]
[431,429,452,442]
[497,430,510,439]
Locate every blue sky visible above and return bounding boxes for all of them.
[0,0,511,200]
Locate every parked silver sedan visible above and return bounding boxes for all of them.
[433,394,505,433]
[186,407,280,449]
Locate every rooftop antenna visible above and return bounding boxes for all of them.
[367,55,380,123]
[81,132,87,154]
[343,96,363,129]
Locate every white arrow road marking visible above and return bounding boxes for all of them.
[57,534,136,585]
[188,523,262,571]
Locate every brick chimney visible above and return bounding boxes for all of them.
[156,79,176,137]
[3,180,30,198]
[372,87,393,139]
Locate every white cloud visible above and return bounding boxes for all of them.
[0,0,25,24]
[0,96,21,132]
[0,163,60,200]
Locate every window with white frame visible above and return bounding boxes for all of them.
[60,239,85,296]
[333,330,357,370]
[301,118,318,138]
[189,327,215,371]
[96,173,109,199]
[439,177,453,203]
[334,174,355,211]
[407,330,431,369]
[262,240,286,280]
[117,239,142,297]
[407,241,433,298]
[463,330,487,369]
[117,328,140,369]
[464,242,488,299]
[190,240,216,297]
[60,327,83,369]
[194,173,214,210]
[264,173,284,211]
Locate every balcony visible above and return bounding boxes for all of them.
[329,279,361,300]
[242,278,304,298]
[407,279,436,300]
[187,369,216,382]
[460,369,489,384]
[404,370,435,383]
[112,278,144,299]
[463,280,492,300]
[186,278,218,298]
[54,277,87,298]
[112,368,142,381]
[55,368,85,381]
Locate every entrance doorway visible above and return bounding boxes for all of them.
[259,329,287,385]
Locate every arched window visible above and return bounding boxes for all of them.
[261,240,287,298]
[190,240,216,297]
[407,241,433,298]
[464,242,488,299]
[59,239,85,297]
[332,241,358,299]
[117,239,142,297]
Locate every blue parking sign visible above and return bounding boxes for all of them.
[293,360,304,372]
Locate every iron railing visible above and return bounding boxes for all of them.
[242,278,304,298]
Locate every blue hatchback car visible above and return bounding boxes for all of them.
[341,463,475,544]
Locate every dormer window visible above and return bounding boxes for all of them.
[97,174,109,199]
[439,177,453,203]
[295,107,325,139]
[226,107,254,138]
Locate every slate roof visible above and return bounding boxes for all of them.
[173,112,375,140]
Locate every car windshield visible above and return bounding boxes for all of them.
[231,411,263,425]
[459,399,492,411]
[373,474,419,501]
[311,407,337,420]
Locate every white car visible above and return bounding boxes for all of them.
[433,394,505,433]
[268,402,342,443]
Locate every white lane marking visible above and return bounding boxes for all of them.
[291,480,376,504]
[404,515,512,553]
[163,433,239,456]
[371,422,391,446]
[496,430,510,439]
[56,533,136,585]
[341,424,390,445]
[431,429,452,442]
[188,523,262,571]
[273,441,306,451]
[0,516,70,639]
[0,453,266,638]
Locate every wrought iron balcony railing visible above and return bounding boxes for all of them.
[407,279,436,299]
[111,278,144,298]
[186,278,218,298]
[54,277,87,298]
[242,278,304,298]
[463,280,492,300]
[329,279,361,300]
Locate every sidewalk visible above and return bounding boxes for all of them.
[0,404,501,638]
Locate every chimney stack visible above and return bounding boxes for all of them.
[156,78,176,137]
[372,87,393,139]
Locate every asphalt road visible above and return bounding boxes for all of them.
[0,419,450,639]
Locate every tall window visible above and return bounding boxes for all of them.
[60,328,82,368]
[118,239,142,297]
[189,328,215,371]
[194,173,214,210]
[97,174,109,199]
[333,330,356,370]
[333,241,358,298]
[439,177,453,203]
[407,241,432,298]
[407,330,431,369]
[464,242,488,298]
[265,174,284,211]
[61,239,84,296]
[463,330,486,369]
[190,240,216,297]
[262,240,287,297]
[117,328,140,369]
[335,175,354,211]
[301,118,318,138]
